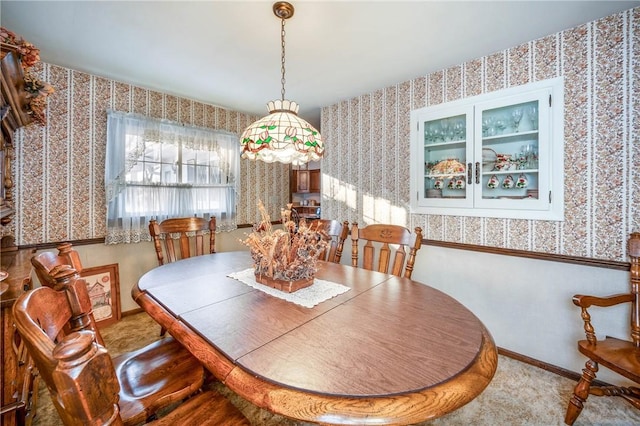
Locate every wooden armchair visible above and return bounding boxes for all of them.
[12,298,249,426]
[308,219,349,263]
[350,223,423,279]
[565,232,640,425]
[29,248,207,425]
[149,217,216,266]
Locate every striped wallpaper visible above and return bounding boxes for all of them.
[4,66,290,245]
[320,7,639,262]
[3,7,638,263]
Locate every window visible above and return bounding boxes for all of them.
[105,110,239,244]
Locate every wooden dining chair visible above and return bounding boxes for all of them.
[149,216,216,266]
[13,288,249,426]
[32,243,106,345]
[565,232,640,425]
[148,217,215,336]
[31,242,84,288]
[308,219,349,263]
[29,248,207,425]
[350,223,423,279]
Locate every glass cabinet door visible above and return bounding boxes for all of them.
[474,90,551,212]
[415,105,474,209]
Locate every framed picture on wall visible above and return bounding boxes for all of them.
[80,263,121,328]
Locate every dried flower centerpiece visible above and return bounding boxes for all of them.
[243,201,329,293]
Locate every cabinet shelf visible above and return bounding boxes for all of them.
[481,130,538,143]
[425,172,466,179]
[423,139,466,148]
[484,168,538,175]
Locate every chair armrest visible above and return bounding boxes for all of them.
[572,293,634,345]
[573,293,634,308]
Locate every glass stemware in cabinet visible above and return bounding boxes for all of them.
[482,116,495,137]
[424,123,439,143]
[424,125,434,143]
[528,106,538,130]
[511,108,523,132]
[440,119,453,141]
[453,119,465,141]
[519,144,538,170]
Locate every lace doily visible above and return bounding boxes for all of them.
[228,268,350,308]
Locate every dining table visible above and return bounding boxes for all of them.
[133,251,497,425]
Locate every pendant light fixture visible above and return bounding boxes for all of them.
[240,1,324,166]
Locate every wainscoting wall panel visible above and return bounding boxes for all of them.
[321,7,639,262]
[6,66,290,246]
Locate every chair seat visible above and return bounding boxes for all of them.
[114,336,205,425]
[578,337,640,383]
[152,390,250,425]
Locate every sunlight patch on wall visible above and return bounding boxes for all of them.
[325,174,357,211]
[361,193,407,227]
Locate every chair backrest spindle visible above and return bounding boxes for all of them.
[351,223,423,279]
[308,219,349,263]
[149,217,216,266]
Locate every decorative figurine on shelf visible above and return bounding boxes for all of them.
[447,178,455,190]
[516,174,528,188]
[502,175,514,189]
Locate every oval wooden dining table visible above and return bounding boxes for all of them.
[133,251,497,425]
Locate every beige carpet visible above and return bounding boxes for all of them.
[31,312,640,426]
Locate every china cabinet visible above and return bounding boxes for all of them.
[410,77,564,220]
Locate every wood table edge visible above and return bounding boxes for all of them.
[223,326,498,425]
[133,284,498,425]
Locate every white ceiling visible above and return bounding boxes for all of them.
[2,1,638,129]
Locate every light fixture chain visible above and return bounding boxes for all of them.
[280,17,286,101]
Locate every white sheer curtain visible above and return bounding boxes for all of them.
[105,110,239,244]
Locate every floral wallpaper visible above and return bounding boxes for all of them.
[320,7,639,262]
[5,65,290,245]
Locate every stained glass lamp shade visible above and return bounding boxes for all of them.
[240,99,324,166]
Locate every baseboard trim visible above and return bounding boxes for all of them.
[121,308,144,317]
